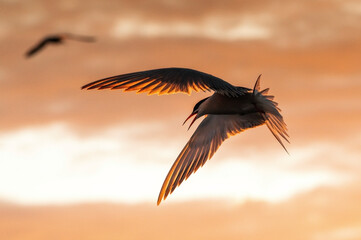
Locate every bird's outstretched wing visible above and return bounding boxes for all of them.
[81,68,249,97]
[157,113,265,205]
[25,39,51,57]
[64,33,96,42]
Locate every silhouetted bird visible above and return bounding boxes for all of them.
[81,68,289,205]
[25,33,95,58]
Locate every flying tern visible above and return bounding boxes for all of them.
[81,67,289,205]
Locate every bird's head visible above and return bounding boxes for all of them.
[183,97,209,130]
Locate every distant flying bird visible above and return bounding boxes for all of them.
[25,33,95,58]
[81,68,289,205]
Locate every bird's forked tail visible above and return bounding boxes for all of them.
[252,75,290,154]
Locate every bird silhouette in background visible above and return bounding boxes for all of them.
[81,68,289,205]
[25,33,95,58]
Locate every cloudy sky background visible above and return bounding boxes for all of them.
[0,0,361,239]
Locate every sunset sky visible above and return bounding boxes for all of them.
[0,0,361,239]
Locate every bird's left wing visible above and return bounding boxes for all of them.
[81,68,249,97]
[25,39,49,58]
[157,113,265,205]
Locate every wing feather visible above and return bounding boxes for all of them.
[157,113,265,205]
[82,68,248,97]
[25,39,50,57]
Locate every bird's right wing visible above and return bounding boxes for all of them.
[25,39,49,58]
[82,68,249,97]
[157,113,265,205]
[64,33,96,42]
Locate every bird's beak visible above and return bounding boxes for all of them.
[187,115,198,130]
[183,112,198,130]
[183,112,196,125]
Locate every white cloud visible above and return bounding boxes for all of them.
[313,225,361,240]
[112,15,271,41]
[0,123,350,205]
[343,1,361,15]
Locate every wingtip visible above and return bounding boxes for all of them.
[282,144,290,155]
[253,74,262,93]
[157,195,163,206]
[81,83,96,90]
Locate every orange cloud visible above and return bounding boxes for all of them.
[1,185,361,240]
[0,0,360,211]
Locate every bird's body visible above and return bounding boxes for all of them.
[42,36,63,44]
[25,33,95,58]
[81,67,289,205]
[199,93,258,115]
